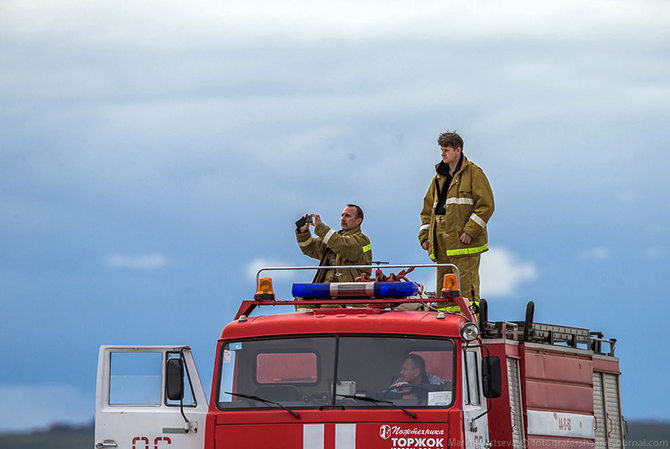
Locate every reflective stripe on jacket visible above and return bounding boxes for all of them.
[296,223,372,283]
[418,156,494,260]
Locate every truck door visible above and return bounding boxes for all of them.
[95,346,208,449]
[463,348,490,449]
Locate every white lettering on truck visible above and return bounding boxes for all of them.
[390,437,444,448]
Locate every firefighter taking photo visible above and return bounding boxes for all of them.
[294,204,372,310]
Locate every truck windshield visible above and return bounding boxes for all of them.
[217,335,454,410]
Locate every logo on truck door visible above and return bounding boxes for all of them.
[304,423,445,449]
[378,426,445,448]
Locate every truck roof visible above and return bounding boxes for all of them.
[220,307,469,340]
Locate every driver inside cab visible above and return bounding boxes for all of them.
[385,354,446,400]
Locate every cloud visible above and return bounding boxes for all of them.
[645,247,666,259]
[104,253,167,270]
[480,247,538,297]
[579,247,610,260]
[0,384,92,432]
[389,247,538,298]
[2,0,668,214]
[2,1,668,46]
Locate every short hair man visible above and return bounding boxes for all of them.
[418,131,494,313]
[296,204,372,284]
[387,354,445,400]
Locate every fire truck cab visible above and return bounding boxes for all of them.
[94,265,625,449]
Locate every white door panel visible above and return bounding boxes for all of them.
[462,348,490,449]
[95,346,208,449]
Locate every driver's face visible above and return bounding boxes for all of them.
[400,359,420,384]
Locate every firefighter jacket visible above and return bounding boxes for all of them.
[418,156,494,260]
[296,223,372,283]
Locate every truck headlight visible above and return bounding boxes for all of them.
[460,322,480,341]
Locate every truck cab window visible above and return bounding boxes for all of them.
[109,352,162,406]
[217,335,454,410]
[464,350,481,406]
[256,352,318,384]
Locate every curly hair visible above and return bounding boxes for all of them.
[437,131,464,150]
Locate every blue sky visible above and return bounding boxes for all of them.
[1,0,669,432]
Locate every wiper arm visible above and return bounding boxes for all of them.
[225,392,300,419]
[336,393,417,419]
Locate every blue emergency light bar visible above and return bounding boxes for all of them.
[292,282,419,299]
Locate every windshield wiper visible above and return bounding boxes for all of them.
[336,393,417,419]
[225,392,300,419]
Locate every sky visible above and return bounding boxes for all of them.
[1,0,669,432]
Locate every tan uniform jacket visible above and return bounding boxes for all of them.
[296,223,372,283]
[419,156,494,260]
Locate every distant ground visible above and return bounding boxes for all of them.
[625,421,670,448]
[0,422,93,449]
[0,420,667,449]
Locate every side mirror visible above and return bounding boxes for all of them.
[166,358,184,401]
[482,355,502,398]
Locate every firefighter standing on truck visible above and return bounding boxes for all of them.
[418,131,494,312]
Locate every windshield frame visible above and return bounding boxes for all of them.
[215,333,457,411]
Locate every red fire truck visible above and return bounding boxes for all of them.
[94,264,625,449]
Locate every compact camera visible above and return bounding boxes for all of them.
[295,214,313,230]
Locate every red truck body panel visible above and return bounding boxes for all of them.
[523,348,594,413]
[486,337,622,449]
